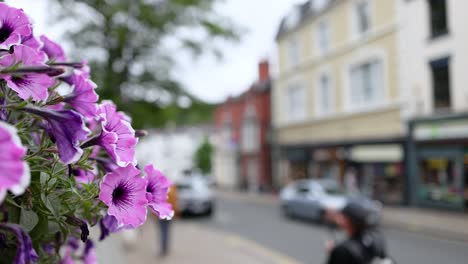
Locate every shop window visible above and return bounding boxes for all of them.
[419,158,462,205]
[430,57,451,111]
[428,0,449,38]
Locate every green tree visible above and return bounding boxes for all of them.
[194,139,213,175]
[53,0,240,128]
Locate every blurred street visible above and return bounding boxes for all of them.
[97,190,468,264]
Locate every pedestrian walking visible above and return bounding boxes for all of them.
[324,201,394,264]
[159,184,178,257]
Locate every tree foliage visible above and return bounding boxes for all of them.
[194,139,213,175]
[54,0,240,128]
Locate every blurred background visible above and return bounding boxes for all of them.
[7,0,468,263]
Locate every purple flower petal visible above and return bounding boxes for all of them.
[64,73,99,118]
[0,121,30,203]
[40,35,66,62]
[96,101,138,167]
[0,3,32,50]
[0,223,38,264]
[144,165,174,220]
[0,45,53,101]
[24,107,90,164]
[21,32,41,50]
[99,165,148,228]
[83,240,97,264]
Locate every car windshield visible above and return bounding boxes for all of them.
[323,185,345,195]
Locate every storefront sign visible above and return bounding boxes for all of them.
[349,144,403,162]
[414,120,468,141]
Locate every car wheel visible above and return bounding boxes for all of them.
[315,208,325,224]
[282,205,292,218]
[204,203,214,217]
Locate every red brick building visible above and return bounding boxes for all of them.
[213,61,272,191]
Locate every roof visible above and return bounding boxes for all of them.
[275,0,341,41]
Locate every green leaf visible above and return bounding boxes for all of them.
[44,194,61,220]
[20,209,39,232]
[40,172,50,186]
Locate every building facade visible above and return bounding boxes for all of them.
[273,0,406,204]
[214,61,272,191]
[399,0,468,210]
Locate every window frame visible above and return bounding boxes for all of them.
[345,57,385,111]
[315,19,331,56]
[427,0,449,39]
[315,71,334,118]
[285,82,307,122]
[351,0,372,39]
[241,104,260,153]
[430,56,451,112]
[287,36,301,68]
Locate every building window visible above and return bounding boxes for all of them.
[286,84,307,122]
[316,74,334,116]
[316,20,330,55]
[430,57,451,111]
[348,59,384,109]
[354,0,370,35]
[241,105,259,153]
[428,0,449,38]
[287,37,300,68]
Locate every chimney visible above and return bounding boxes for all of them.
[258,60,270,83]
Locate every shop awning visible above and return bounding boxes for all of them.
[349,144,403,162]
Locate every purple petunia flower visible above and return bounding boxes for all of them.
[63,73,99,118]
[0,121,30,203]
[99,165,148,228]
[72,168,96,185]
[95,101,138,167]
[0,223,38,264]
[21,32,41,50]
[40,35,66,62]
[82,240,97,264]
[0,3,32,50]
[24,107,90,164]
[144,165,174,220]
[0,45,54,101]
[98,214,119,241]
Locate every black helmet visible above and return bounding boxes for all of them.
[341,200,380,231]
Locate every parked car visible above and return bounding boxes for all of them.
[279,179,381,224]
[176,176,215,216]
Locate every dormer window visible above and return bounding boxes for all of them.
[311,0,329,11]
[285,6,301,29]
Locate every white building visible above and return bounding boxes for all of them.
[398,0,468,210]
[136,126,213,182]
[398,0,468,118]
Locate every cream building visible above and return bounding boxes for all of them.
[273,0,405,204]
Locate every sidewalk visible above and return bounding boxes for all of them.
[219,190,468,242]
[95,217,301,264]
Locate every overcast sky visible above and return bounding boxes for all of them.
[7,0,304,103]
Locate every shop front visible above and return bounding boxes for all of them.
[408,114,468,211]
[348,144,406,205]
[306,142,406,205]
[279,147,310,185]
